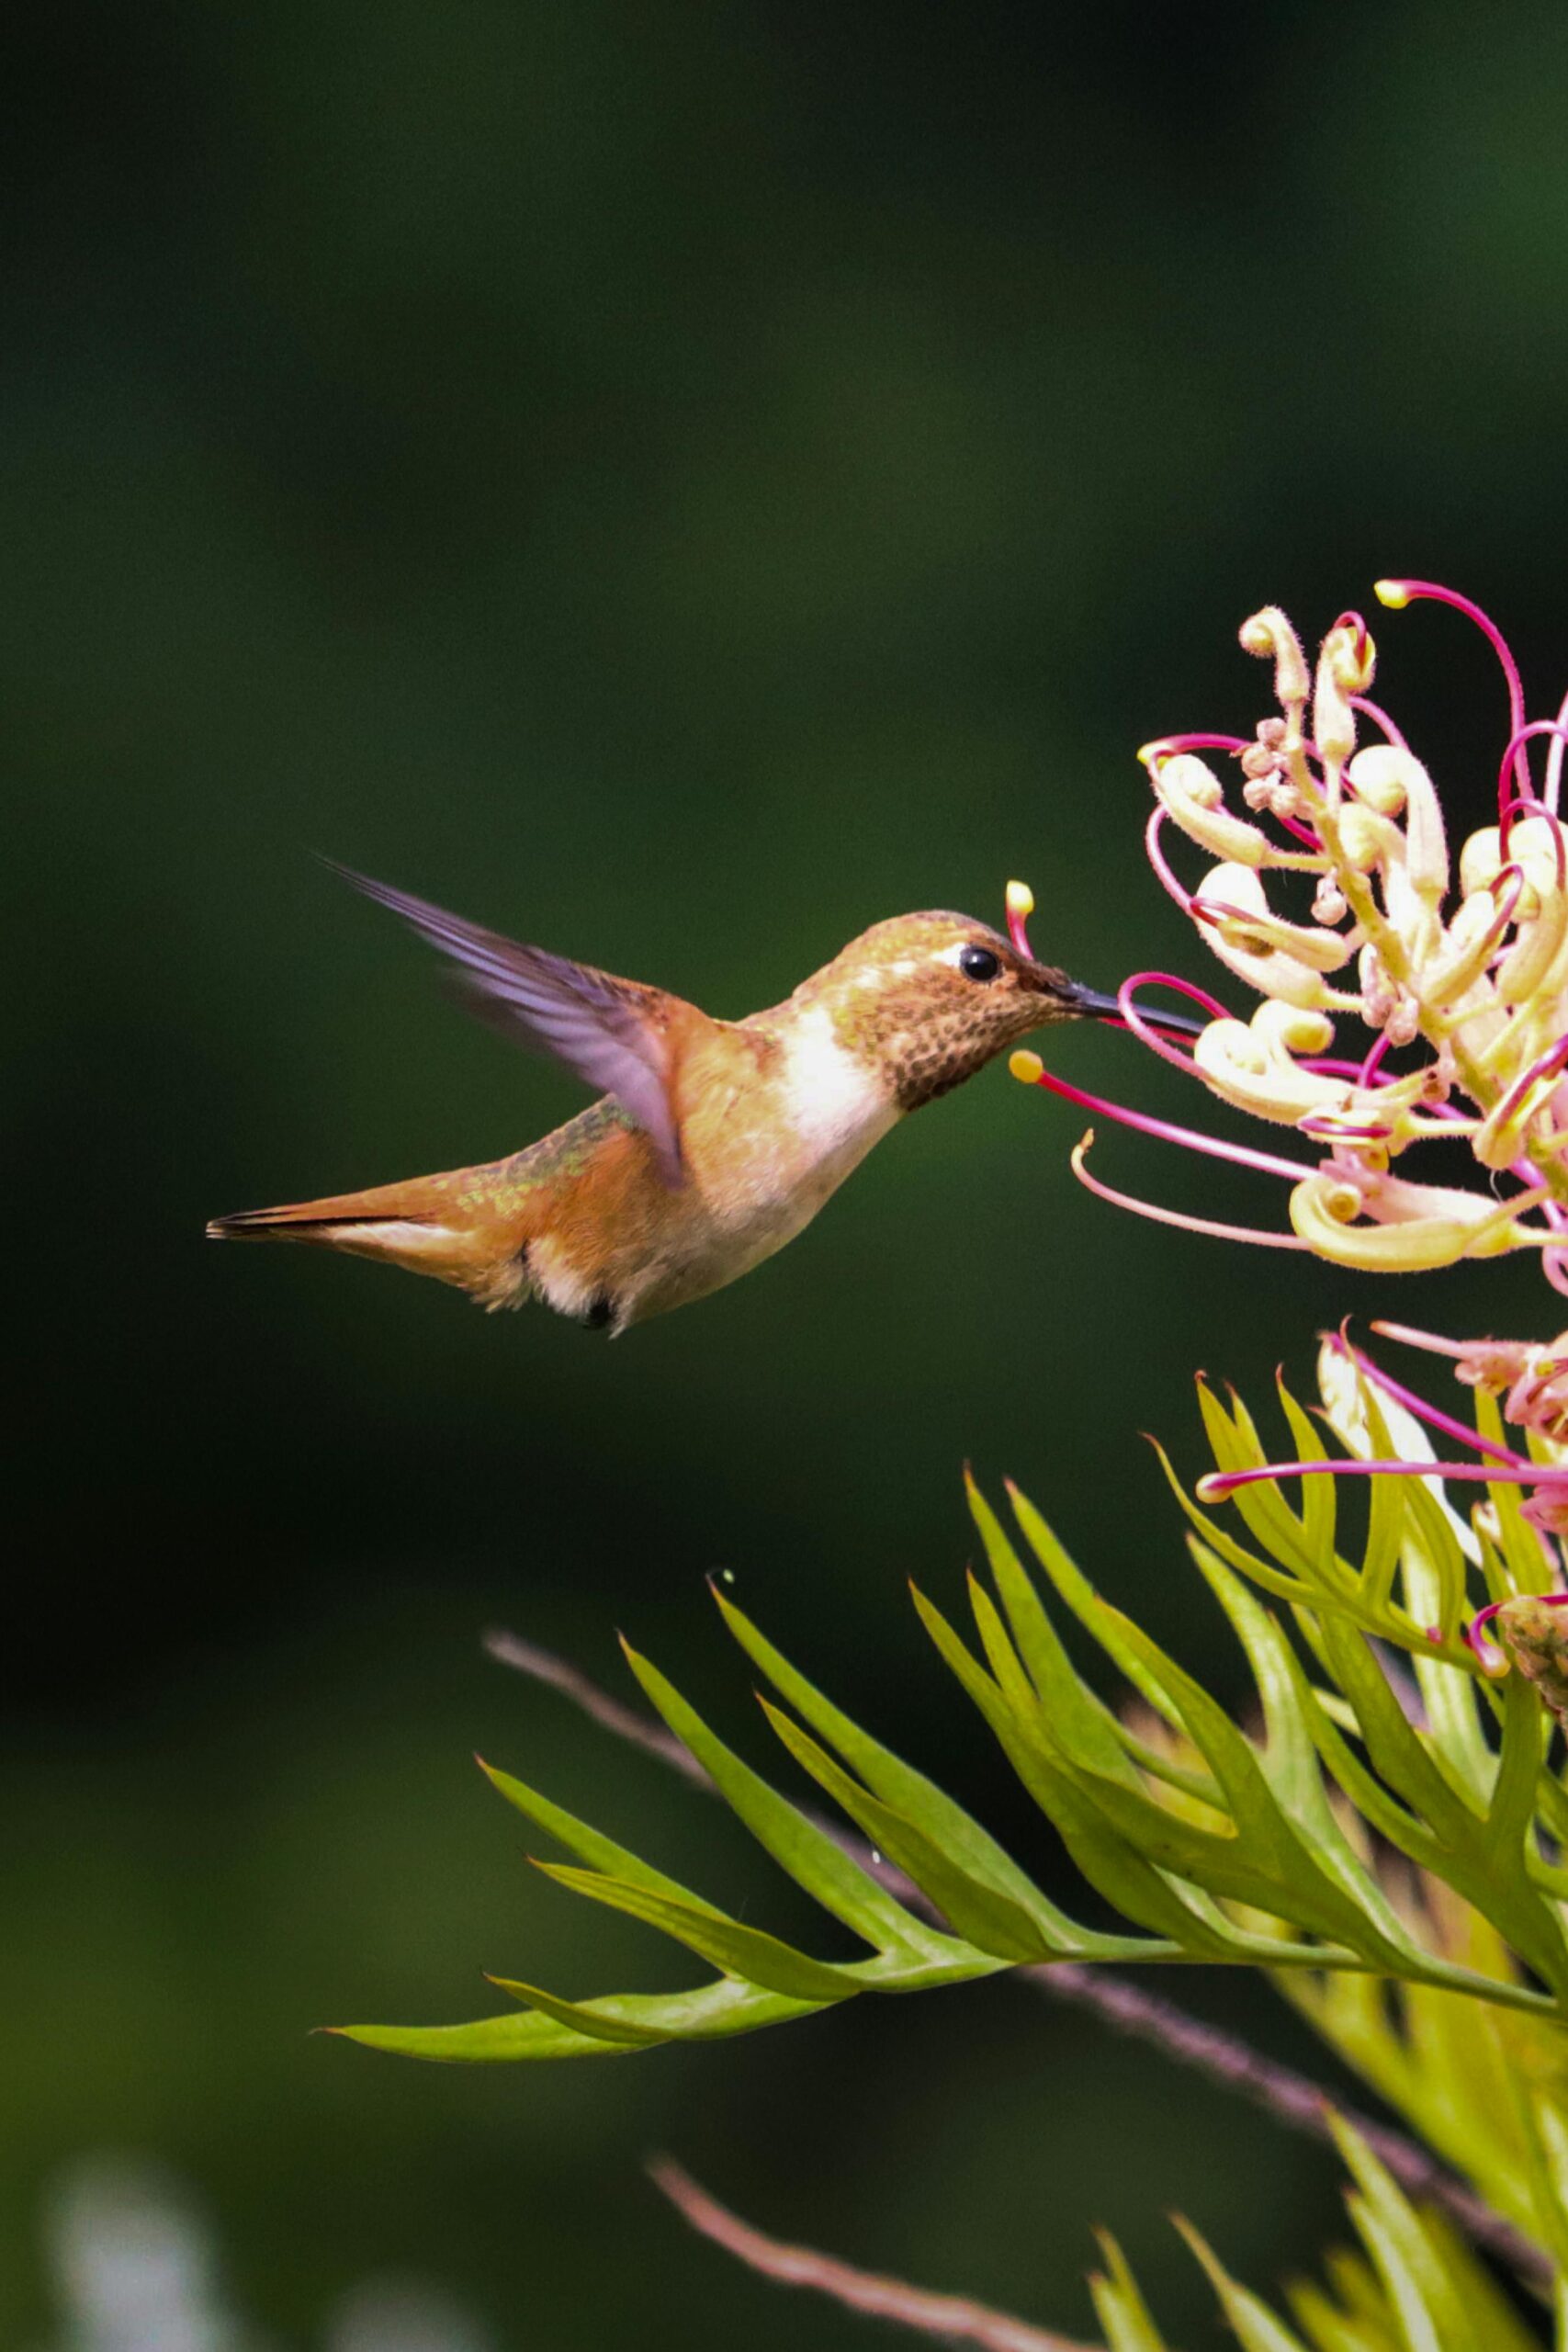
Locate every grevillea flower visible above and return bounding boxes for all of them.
[1007,582,1568,1286]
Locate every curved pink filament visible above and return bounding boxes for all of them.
[1007,900,1033,959]
[1069,1136,1310,1250]
[1348,694,1407,749]
[1498,743,1568,853]
[1487,1032,1568,1134]
[1465,862,1527,978]
[1125,968,1231,1022]
[1201,1456,1568,1499]
[1145,806,1195,912]
[1384,580,1529,799]
[1324,1329,1525,1467]
[1298,1055,1385,1084]
[1546,689,1568,817]
[1144,733,1252,759]
[1494,862,1528,920]
[1356,1029,1393,1090]
[1020,1062,1316,1181]
[1190,894,1272,937]
[1116,971,1227,1074]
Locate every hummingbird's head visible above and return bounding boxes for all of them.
[803,911,1119,1111]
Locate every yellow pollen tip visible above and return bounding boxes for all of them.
[1006,878,1035,917]
[1373,580,1409,610]
[1010,1049,1044,1085]
[1135,741,1169,767]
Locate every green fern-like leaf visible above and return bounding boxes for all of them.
[337,1369,1568,2063]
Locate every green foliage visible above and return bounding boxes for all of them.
[342,1360,1568,2339]
[339,1369,1565,2066]
[1089,2120,1551,2352]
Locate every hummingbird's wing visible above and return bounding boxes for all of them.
[332,865,688,1182]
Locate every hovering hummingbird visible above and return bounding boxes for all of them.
[209,870,1192,1333]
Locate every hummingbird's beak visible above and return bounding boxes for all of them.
[1055,978,1207,1039]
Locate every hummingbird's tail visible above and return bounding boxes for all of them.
[206,1170,534,1310]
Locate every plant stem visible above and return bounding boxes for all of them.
[649,2156,1095,2350]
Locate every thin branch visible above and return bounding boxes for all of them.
[484,1627,1551,2286]
[649,2157,1097,2351]
[484,1629,710,1788]
[1031,1968,1548,2279]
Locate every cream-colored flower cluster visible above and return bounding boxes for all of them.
[1138,584,1568,1279]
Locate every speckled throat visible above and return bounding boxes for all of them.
[784,910,1088,1114]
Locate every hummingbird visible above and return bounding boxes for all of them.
[209,869,1191,1334]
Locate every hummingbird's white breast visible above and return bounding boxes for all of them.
[776,1001,900,1175]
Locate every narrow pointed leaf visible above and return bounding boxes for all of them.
[1329,2117,1466,2346]
[760,1698,1064,1962]
[616,1639,941,1959]
[533,1863,863,2003]
[911,1585,1249,1956]
[714,1589,1053,1915]
[1276,1374,1337,1565]
[1089,2233,1172,2352]
[333,1973,821,2061]
[1344,2200,1443,2352]
[1176,2216,1314,2352]
[1190,1547,1421,1960]
[486,1978,671,2045]
[1198,1378,1324,1584]
[1006,1478,1195,1731]
[965,1568,1047,1724]
[479,1758,725,1916]
[1080,1597,1402,1959]
[1359,1398,1408,1619]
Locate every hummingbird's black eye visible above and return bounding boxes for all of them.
[958,944,1001,983]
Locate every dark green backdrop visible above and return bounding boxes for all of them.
[9,2,1567,2341]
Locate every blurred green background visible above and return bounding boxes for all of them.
[10,0,1568,2341]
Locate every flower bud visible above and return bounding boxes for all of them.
[1460,826,1504,897]
[1314,616,1375,774]
[1254,999,1336,1056]
[1346,746,1411,817]
[1239,607,1311,713]
[1152,755,1272,867]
